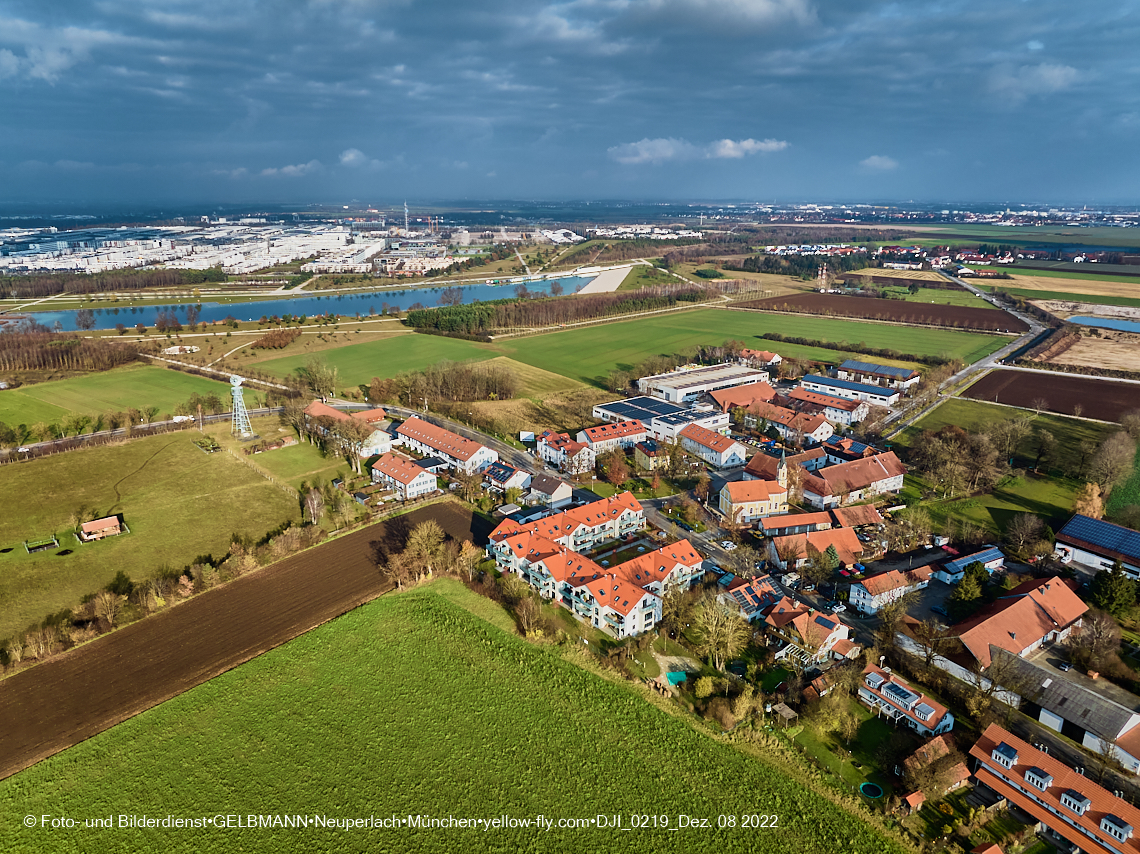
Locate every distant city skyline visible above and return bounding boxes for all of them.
[1,1,1138,205]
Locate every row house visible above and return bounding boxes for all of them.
[370,453,438,501]
[489,491,645,555]
[800,452,907,509]
[576,420,647,454]
[786,387,870,426]
[859,664,954,736]
[536,430,595,475]
[395,417,498,475]
[678,423,748,468]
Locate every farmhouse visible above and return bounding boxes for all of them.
[719,479,790,526]
[800,375,901,407]
[592,396,730,443]
[526,474,574,509]
[395,417,498,475]
[637,363,770,403]
[787,387,870,426]
[849,566,932,615]
[799,451,907,509]
[948,577,1087,668]
[860,664,954,736]
[678,423,748,468]
[576,420,647,454]
[1055,514,1140,578]
[835,359,921,390]
[932,545,1006,585]
[370,453,438,501]
[970,724,1140,854]
[303,401,391,457]
[536,430,595,475]
[710,382,777,414]
[740,349,781,368]
[769,526,864,571]
[483,461,531,493]
[79,516,123,542]
[765,598,852,666]
[744,447,826,480]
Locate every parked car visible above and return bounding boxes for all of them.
[720,541,737,551]
[831,603,846,614]
[932,604,949,617]
[1059,661,1073,672]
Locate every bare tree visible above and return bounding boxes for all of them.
[1003,513,1045,558]
[1089,431,1137,496]
[457,541,483,581]
[304,488,325,525]
[693,593,750,671]
[94,591,123,628]
[913,618,951,667]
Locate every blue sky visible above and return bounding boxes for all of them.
[1,0,1138,206]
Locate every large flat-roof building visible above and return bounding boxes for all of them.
[835,359,921,390]
[1056,514,1140,578]
[638,363,770,403]
[591,396,729,443]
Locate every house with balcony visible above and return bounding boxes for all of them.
[849,565,933,615]
[678,423,748,468]
[764,597,851,667]
[395,417,498,475]
[536,430,595,475]
[370,453,438,501]
[489,491,645,555]
[859,664,954,735]
[576,420,647,454]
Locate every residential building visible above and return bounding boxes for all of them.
[370,453,438,500]
[835,359,921,390]
[970,723,1140,854]
[743,447,826,480]
[395,417,498,474]
[678,423,748,468]
[800,375,901,407]
[634,440,665,471]
[740,349,781,368]
[79,516,123,542]
[765,598,851,667]
[710,382,777,414]
[849,566,932,615]
[901,734,970,795]
[768,527,864,571]
[719,574,781,622]
[800,452,907,509]
[592,396,730,443]
[719,480,789,526]
[948,577,1087,667]
[757,511,834,538]
[787,387,870,426]
[536,430,595,475]
[1055,514,1140,578]
[933,545,1006,585]
[859,664,954,735]
[303,401,390,457]
[822,435,879,464]
[577,420,647,454]
[989,649,1140,773]
[741,400,834,445]
[526,474,574,508]
[638,363,770,403]
[483,461,531,493]
[490,491,644,553]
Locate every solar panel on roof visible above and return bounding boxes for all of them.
[1060,515,1140,562]
[839,359,916,378]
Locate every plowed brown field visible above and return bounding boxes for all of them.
[738,293,1029,332]
[0,501,492,780]
[963,370,1140,422]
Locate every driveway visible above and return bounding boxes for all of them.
[1024,645,1140,713]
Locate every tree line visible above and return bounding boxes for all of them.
[367,359,519,406]
[724,252,869,279]
[0,321,146,373]
[2,267,226,300]
[758,331,957,366]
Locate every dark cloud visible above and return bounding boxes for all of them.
[0,0,1136,204]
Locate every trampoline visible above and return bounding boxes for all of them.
[859,782,884,799]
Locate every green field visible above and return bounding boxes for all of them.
[255,332,494,390]
[245,437,348,490]
[0,433,299,641]
[1107,446,1140,517]
[2,579,906,854]
[908,472,1083,536]
[0,364,231,428]
[999,267,1140,285]
[920,224,1140,249]
[892,397,1115,476]
[986,285,1140,309]
[879,286,1000,309]
[502,309,1006,386]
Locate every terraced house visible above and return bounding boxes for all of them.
[489,492,645,556]
[395,416,498,475]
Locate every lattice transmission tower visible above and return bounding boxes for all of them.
[230,375,253,437]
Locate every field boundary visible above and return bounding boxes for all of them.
[720,302,1021,336]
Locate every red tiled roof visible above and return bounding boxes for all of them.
[757,510,834,533]
[744,447,824,480]
[772,527,864,567]
[679,422,740,454]
[710,383,776,413]
[747,400,829,435]
[567,571,653,617]
[857,565,932,597]
[788,387,861,412]
[581,420,645,444]
[740,349,779,363]
[371,453,433,486]
[397,417,488,462]
[830,504,885,528]
[953,576,1088,667]
[538,431,590,457]
[723,479,788,503]
[862,664,950,731]
[802,452,907,497]
[81,516,120,534]
[489,491,642,544]
[904,792,926,810]
[971,724,1140,854]
[304,401,386,423]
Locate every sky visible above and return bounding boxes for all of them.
[1,0,1138,207]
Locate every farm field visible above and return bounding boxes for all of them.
[997,286,1140,310]
[0,432,300,641]
[847,267,948,282]
[1049,332,1140,373]
[736,293,1026,333]
[0,503,490,781]
[891,397,1115,477]
[1002,267,1140,285]
[963,369,1140,423]
[1,578,905,854]
[0,364,230,427]
[1000,273,1140,300]
[879,286,1000,309]
[502,308,1006,386]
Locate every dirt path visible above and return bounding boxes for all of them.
[0,503,492,781]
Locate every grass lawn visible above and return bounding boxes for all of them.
[244,437,346,490]
[892,397,1115,476]
[879,286,1001,309]
[1107,446,1140,517]
[761,667,791,692]
[255,332,495,388]
[0,364,231,427]
[502,309,1006,387]
[790,700,905,799]
[2,578,907,854]
[0,432,299,641]
[918,473,1084,537]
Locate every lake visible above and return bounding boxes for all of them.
[1068,315,1140,334]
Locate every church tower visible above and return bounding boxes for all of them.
[776,447,788,489]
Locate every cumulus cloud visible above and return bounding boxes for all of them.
[1027,40,1044,51]
[260,160,322,177]
[633,0,816,29]
[990,62,1080,100]
[859,155,898,171]
[609,137,789,164]
[0,16,143,83]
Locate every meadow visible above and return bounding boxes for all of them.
[0,432,298,640]
[0,364,231,427]
[907,472,1083,537]
[988,285,1140,310]
[1,579,906,854]
[879,286,1000,309]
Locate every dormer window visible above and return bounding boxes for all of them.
[1102,815,1134,842]
[1061,790,1090,816]
[1024,767,1052,791]
[992,743,1018,769]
